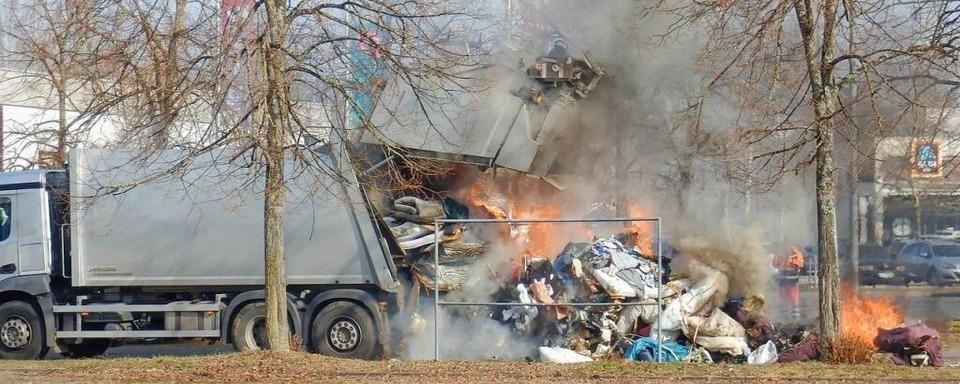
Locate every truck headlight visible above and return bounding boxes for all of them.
[860,265,875,271]
[895,265,905,271]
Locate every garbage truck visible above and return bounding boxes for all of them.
[0,146,408,360]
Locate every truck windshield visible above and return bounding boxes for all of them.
[933,245,960,257]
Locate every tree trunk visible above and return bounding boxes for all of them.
[793,0,842,341]
[815,121,842,342]
[913,190,922,239]
[848,180,859,291]
[57,85,67,168]
[262,0,290,352]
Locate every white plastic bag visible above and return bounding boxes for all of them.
[682,308,747,338]
[538,346,594,363]
[651,269,724,340]
[693,336,750,356]
[747,340,778,364]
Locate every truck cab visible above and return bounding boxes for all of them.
[0,170,62,283]
[0,169,67,359]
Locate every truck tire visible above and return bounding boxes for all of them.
[230,301,296,351]
[231,302,269,351]
[310,301,378,360]
[0,300,47,360]
[59,339,110,359]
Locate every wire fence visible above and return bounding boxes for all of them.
[431,217,663,362]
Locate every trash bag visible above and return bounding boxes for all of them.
[651,268,724,340]
[747,340,778,364]
[682,308,747,339]
[623,337,690,362]
[692,336,750,356]
[539,346,593,363]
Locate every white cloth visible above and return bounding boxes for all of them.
[539,347,593,363]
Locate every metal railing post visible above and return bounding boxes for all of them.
[656,217,663,363]
[433,219,441,361]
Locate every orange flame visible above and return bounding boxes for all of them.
[841,287,903,345]
[459,174,658,263]
[463,176,581,259]
[625,204,655,256]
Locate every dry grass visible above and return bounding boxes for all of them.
[825,336,877,364]
[943,320,960,346]
[0,352,957,383]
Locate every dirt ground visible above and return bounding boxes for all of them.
[0,352,958,384]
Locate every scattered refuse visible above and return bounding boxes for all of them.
[384,195,937,366]
[875,322,944,367]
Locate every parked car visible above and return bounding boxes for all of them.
[896,239,960,286]
[858,244,907,286]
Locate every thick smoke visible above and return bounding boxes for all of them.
[396,0,817,360]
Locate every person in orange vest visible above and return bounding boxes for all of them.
[772,246,804,320]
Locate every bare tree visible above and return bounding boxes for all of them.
[72,0,486,352]
[1,0,111,168]
[644,1,960,342]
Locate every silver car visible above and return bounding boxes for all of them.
[897,240,960,286]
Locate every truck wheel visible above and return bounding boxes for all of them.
[231,302,270,351]
[310,301,378,360]
[59,339,110,359]
[0,301,47,360]
[230,302,296,351]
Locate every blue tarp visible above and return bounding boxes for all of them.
[624,337,690,362]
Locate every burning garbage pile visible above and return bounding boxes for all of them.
[381,187,943,366]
